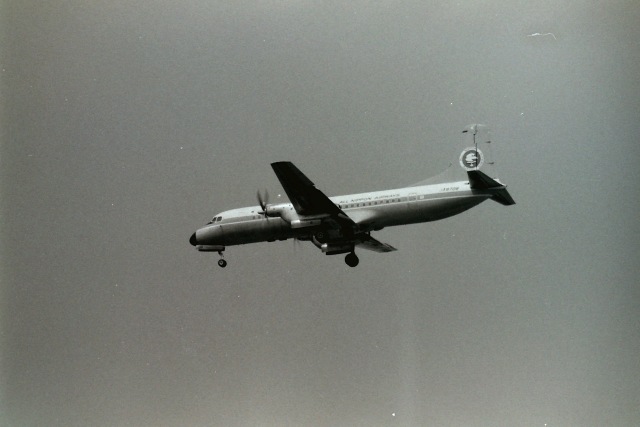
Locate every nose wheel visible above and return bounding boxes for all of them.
[217,251,227,268]
[345,252,359,268]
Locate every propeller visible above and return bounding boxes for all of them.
[257,189,269,215]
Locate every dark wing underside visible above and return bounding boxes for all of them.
[271,161,343,216]
[271,161,354,226]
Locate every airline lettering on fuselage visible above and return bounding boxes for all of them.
[374,193,400,200]
[338,193,401,204]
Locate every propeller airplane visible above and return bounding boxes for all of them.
[189,124,515,268]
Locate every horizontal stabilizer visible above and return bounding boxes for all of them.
[490,189,516,206]
[467,170,501,189]
[467,170,516,206]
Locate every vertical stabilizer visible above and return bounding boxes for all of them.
[411,124,502,186]
[461,124,515,205]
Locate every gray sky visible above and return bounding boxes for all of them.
[2,1,639,426]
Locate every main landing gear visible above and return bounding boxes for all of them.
[345,252,359,268]
[217,251,227,268]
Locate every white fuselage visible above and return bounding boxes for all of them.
[193,180,489,250]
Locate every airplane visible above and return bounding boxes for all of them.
[189,124,515,268]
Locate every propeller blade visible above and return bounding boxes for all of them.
[257,189,269,213]
[256,190,263,210]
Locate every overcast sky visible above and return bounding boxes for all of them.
[2,1,639,426]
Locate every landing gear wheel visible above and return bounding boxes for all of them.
[218,259,227,268]
[345,252,359,268]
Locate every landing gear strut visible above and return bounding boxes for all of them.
[217,251,227,268]
[345,252,359,268]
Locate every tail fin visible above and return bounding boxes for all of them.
[468,170,516,205]
[411,124,515,207]
[461,124,515,205]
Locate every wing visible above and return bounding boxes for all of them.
[356,234,397,253]
[271,162,396,253]
[271,161,353,223]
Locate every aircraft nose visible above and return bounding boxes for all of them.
[189,232,197,246]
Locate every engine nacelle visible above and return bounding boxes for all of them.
[278,208,328,227]
[319,242,353,255]
[263,205,284,217]
[196,245,225,252]
[290,219,322,229]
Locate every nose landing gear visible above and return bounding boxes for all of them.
[345,252,359,268]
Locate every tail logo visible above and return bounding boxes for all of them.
[460,148,484,171]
